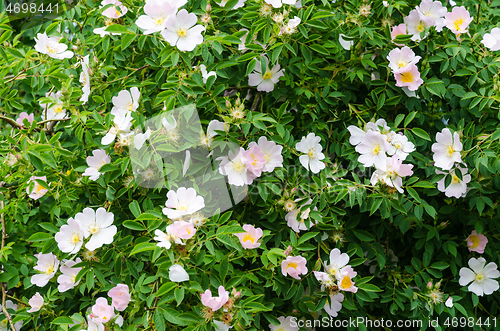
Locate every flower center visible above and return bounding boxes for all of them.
[177,203,189,212]
[54,105,63,114]
[70,275,77,283]
[400,71,414,83]
[394,142,402,149]
[469,235,480,248]
[46,44,58,54]
[445,144,454,157]
[372,143,381,155]
[35,184,46,194]
[476,273,484,282]
[70,232,81,244]
[177,28,188,38]
[45,264,54,275]
[262,71,273,80]
[453,18,464,31]
[250,154,259,166]
[114,7,121,17]
[125,101,133,111]
[233,161,245,173]
[397,60,408,68]
[416,22,425,32]
[154,15,166,26]
[89,223,101,235]
[451,174,460,184]
[287,262,298,269]
[307,148,316,159]
[243,233,256,243]
[341,275,353,289]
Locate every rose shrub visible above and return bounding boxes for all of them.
[1,0,500,329]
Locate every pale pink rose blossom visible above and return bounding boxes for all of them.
[417,0,447,32]
[27,292,44,313]
[467,230,488,254]
[166,221,196,240]
[218,147,257,186]
[248,56,285,92]
[57,258,83,292]
[482,28,500,51]
[234,224,263,249]
[338,266,358,293]
[435,166,471,198]
[55,217,84,254]
[31,253,59,287]
[387,133,415,160]
[111,87,140,114]
[296,133,326,173]
[108,284,131,311]
[324,292,344,317]
[355,131,390,169]
[27,176,48,200]
[136,1,175,35]
[432,128,462,170]
[445,6,473,35]
[387,46,421,74]
[75,207,117,251]
[285,199,318,233]
[394,64,424,91]
[459,257,500,296]
[200,285,229,311]
[370,155,414,193]
[391,23,407,46]
[404,9,433,41]
[34,32,74,59]
[83,149,111,181]
[243,145,266,176]
[162,187,205,220]
[16,112,35,126]
[92,297,115,323]
[326,248,350,278]
[161,9,205,52]
[281,256,308,280]
[269,316,299,331]
[248,136,283,172]
[100,0,128,19]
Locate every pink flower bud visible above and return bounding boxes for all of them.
[284,245,292,256]
[427,281,432,289]
[206,3,211,11]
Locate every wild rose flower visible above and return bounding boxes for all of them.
[416,0,447,32]
[31,253,59,287]
[248,136,283,172]
[55,217,84,254]
[75,207,117,251]
[269,316,299,331]
[27,293,44,313]
[200,64,217,84]
[467,230,488,254]
[136,0,175,34]
[387,133,415,160]
[16,112,34,126]
[34,32,74,59]
[339,34,354,50]
[459,257,500,296]
[134,128,151,150]
[169,264,190,282]
[326,248,350,279]
[370,155,414,193]
[264,0,295,8]
[337,266,358,293]
[101,109,133,145]
[324,292,344,317]
[83,149,111,181]
[436,166,471,198]
[234,224,263,249]
[92,297,115,323]
[355,131,390,170]
[80,55,91,104]
[281,256,308,280]
[57,258,83,292]
[296,133,326,173]
[40,91,67,121]
[405,9,433,41]
[387,46,421,74]
[482,27,500,51]
[248,57,285,92]
[218,147,257,186]
[162,187,205,219]
[432,128,462,170]
[161,9,205,52]
[111,87,140,114]
[27,176,48,200]
[86,316,105,331]
[394,64,424,91]
[281,16,301,35]
[108,284,131,311]
[166,220,197,240]
[100,0,128,18]
[445,6,473,35]
[391,23,407,45]
[243,145,266,176]
[154,229,173,249]
[201,285,229,311]
[285,199,318,233]
[216,0,246,9]
[207,120,227,139]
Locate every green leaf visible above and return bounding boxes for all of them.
[430,262,449,270]
[129,242,156,256]
[412,181,435,188]
[105,25,129,33]
[358,284,382,292]
[121,34,136,50]
[353,230,375,242]
[297,232,319,245]
[122,220,146,231]
[27,232,53,242]
[51,316,75,324]
[404,111,416,127]
[156,282,177,297]
[129,200,141,218]
[309,44,330,55]
[412,128,431,141]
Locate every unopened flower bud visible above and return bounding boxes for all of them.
[206,3,211,11]
[284,245,293,256]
